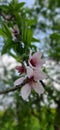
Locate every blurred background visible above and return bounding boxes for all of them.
[0,0,60,130]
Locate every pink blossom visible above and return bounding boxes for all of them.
[21,79,44,100]
[14,67,44,100]
[14,51,46,100]
[29,51,45,69]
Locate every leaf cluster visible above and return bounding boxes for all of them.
[0,0,39,62]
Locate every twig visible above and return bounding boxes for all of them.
[0,79,27,95]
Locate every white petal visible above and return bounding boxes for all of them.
[14,77,24,86]
[32,81,44,95]
[21,84,31,100]
[34,69,46,80]
[27,66,33,78]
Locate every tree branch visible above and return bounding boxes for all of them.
[0,79,27,95]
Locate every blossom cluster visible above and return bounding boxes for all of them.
[14,52,46,100]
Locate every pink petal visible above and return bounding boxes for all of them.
[30,52,42,59]
[29,52,45,68]
[33,69,46,81]
[32,81,44,95]
[16,66,26,73]
[21,84,31,100]
[27,66,33,78]
[36,59,45,67]
[14,77,24,86]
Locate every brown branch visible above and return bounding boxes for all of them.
[0,79,27,95]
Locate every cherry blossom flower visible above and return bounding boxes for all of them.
[21,78,44,100]
[14,51,46,100]
[14,66,45,100]
[29,51,45,69]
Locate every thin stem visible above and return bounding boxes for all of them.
[0,79,27,95]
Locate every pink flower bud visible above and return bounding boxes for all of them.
[16,66,26,74]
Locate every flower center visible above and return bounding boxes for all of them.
[30,59,36,67]
[27,76,34,84]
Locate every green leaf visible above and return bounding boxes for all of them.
[27,19,36,26]
[0,23,12,39]
[0,29,7,37]
[0,5,8,13]
[3,24,12,39]
[17,2,25,8]
[32,37,40,42]
[27,28,33,45]
[14,2,25,12]
[50,33,60,40]
[2,43,11,54]
[9,1,25,13]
